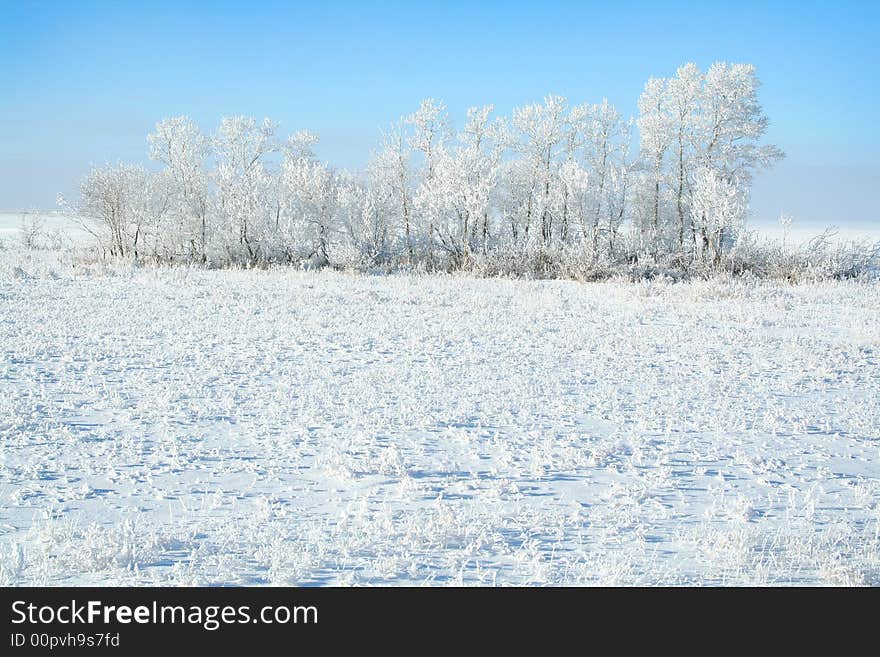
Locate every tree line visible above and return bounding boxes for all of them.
[67,62,794,276]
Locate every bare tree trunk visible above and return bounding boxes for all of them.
[201,212,207,263]
[561,186,569,244]
[403,196,412,263]
[524,192,532,239]
[542,179,551,244]
[676,142,685,250]
[593,148,607,253]
[652,176,660,257]
[461,210,470,266]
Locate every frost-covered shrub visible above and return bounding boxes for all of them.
[18,213,45,250]
[726,229,880,282]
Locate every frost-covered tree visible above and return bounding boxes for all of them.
[692,63,783,244]
[212,116,278,264]
[557,158,590,245]
[415,105,500,263]
[338,172,392,266]
[581,100,631,253]
[665,64,702,249]
[406,99,449,253]
[690,167,744,263]
[635,62,782,259]
[636,78,674,252]
[78,163,158,258]
[502,95,573,246]
[406,98,448,180]
[148,116,210,261]
[460,105,503,255]
[604,118,635,258]
[696,63,783,181]
[371,123,415,262]
[280,152,340,265]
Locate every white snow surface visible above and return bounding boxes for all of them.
[1,251,878,585]
[0,212,93,245]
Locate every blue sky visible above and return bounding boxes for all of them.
[1,0,877,229]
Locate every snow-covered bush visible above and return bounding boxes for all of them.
[16,212,66,251]
[18,213,45,250]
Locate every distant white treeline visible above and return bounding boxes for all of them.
[52,62,879,279]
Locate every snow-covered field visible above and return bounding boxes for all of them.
[0,212,92,246]
[1,248,878,585]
